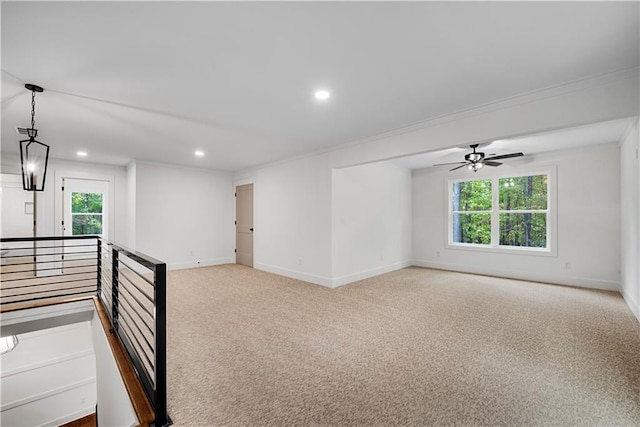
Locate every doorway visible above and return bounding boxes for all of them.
[60,178,109,273]
[62,178,109,238]
[235,184,253,267]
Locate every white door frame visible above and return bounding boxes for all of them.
[55,170,115,241]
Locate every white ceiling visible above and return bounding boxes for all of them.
[1,1,638,171]
[388,118,637,170]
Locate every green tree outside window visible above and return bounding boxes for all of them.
[71,192,103,235]
[451,174,548,249]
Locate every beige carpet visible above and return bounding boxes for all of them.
[166,265,640,426]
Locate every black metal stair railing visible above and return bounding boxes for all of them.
[0,235,99,305]
[0,235,169,427]
[99,241,169,427]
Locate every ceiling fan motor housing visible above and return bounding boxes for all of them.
[465,152,484,163]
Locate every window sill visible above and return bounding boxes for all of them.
[446,243,557,257]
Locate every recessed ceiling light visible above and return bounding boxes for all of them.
[194,150,205,157]
[77,151,87,157]
[314,90,330,101]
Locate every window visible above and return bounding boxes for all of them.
[498,175,547,248]
[449,173,551,252]
[71,192,103,235]
[451,179,492,245]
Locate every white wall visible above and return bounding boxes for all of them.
[235,71,637,287]
[134,162,234,269]
[0,155,128,244]
[412,144,621,290]
[236,155,334,285]
[90,310,138,427]
[0,299,140,426]
[332,162,412,286]
[126,162,137,249]
[620,120,640,320]
[1,173,34,238]
[0,322,97,426]
[1,69,636,287]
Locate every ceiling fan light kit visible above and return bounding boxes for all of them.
[434,143,524,172]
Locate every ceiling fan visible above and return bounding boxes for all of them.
[433,144,524,172]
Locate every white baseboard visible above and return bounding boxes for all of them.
[411,259,620,291]
[167,257,233,271]
[254,263,333,287]
[621,288,640,322]
[47,406,95,427]
[331,261,413,288]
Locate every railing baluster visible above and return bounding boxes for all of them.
[97,239,102,297]
[111,247,119,331]
[155,262,168,427]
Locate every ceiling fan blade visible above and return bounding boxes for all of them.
[449,164,469,171]
[484,161,502,167]
[484,152,524,161]
[433,161,467,167]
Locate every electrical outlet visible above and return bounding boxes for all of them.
[564,262,570,269]
[298,258,302,265]
[436,251,441,257]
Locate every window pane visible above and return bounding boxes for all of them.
[499,213,546,247]
[72,214,103,235]
[72,192,103,214]
[452,213,491,245]
[499,175,547,210]
[452,180,492,211]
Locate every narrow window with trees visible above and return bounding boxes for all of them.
[499,175,547,248]
[451,180,492,245]
[449,173,550,251]
[71,192,104,235]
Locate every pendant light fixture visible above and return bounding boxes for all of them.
[19,83,50,191]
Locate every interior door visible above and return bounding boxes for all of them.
[61,178,109,275]
[235,184,254,267]
[62,178,109,238]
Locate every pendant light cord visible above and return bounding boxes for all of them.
[31,89,36,130]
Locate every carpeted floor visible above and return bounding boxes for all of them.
[166,265,640,426]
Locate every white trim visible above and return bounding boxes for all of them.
[446,167,557,256]
[0,301,94,330]
[1,350,94,378]
[130,159,232,176]
[445,242,556,257]
[617,117,639,147]
[41,407,96,427]
[411,260,619,291]
[621,289,640,322]
[254,263,333,288]
[54,170,115,241]
[167,257,233,271]
[331,261,412,288]
[1,377,96,412]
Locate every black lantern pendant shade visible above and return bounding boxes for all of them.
[20,137,50,191]
[19,84,49,191]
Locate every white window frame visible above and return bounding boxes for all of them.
[70,192,105,236]
[446,167,557,257]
